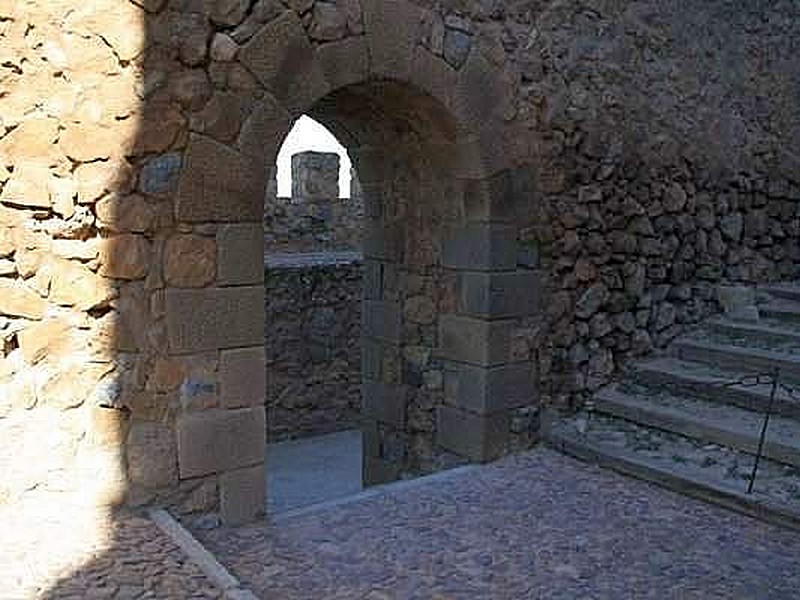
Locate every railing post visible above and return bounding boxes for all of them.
[747,367,779,494]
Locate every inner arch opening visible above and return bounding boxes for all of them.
[276,115,353,199]
[264,80,480,514]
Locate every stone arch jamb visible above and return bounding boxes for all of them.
[166,0,540,524]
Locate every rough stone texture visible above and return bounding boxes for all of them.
[439,316,519,367]
[220,346,266,409]
[441,224,518,271]
[166,287,265,353]
[2,0,800,524]
[0,279,47,319]
[437,404,509,461]
[177,407,266,478]
[291,151,340,201]
[126,422,178,489]
[217,223,264,285]
[264,163,364,252]
[220,463,267,525]
[164,234,217,287]
[444,361,538,414]
[265,258,362,441]
[176,135,265,223]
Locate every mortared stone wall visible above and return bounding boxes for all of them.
[0,0,798,524]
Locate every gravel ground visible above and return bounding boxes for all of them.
[195,447,800,600]
[0,498,223,599]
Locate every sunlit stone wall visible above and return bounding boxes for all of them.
[0,0,798,524]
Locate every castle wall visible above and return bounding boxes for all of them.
[0,0,798,522]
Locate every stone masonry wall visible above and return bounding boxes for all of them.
[291,150,339,200]
[264,193,363,251]
[496,0,800,408]
[264,151,363,441]
[265,256,362,441]
[264,193,364,252]
[1,0,799,522]
[0,1,148,509]
[525,158,800,409]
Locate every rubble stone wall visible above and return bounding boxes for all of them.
[0,0,150,511]
[265,257,362,441]
[291,151,340,200]
[264,154,364,252]
[1,0,798,524]
[265,152,363,441]
[506,2,800,408]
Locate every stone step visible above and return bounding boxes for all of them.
[544,416,800,532]
[759,299,800,325]
[672,339,800,383]
[706,317,800,347]
[630,357,800,420]
[761,283,800,304]
[593,386,800,468]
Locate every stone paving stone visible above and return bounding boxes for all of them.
[0,498,223,599]
[195,447,800,599]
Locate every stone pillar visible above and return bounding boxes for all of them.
[435,222,542,463]
[291,151,340,200]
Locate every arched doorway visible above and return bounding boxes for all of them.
[167,1,541,524]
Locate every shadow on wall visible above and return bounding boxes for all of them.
[4,0,796,595]
[9,0,531,594]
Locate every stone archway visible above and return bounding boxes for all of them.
[165,0,541,524]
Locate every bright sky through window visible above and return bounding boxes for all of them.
[276,115,352,198]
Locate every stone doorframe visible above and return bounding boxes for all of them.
[166,0,540,524]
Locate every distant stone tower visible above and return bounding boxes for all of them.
[291,151,340,200]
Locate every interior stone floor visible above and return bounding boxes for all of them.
[195,447,800,600]
[266,429,364,515]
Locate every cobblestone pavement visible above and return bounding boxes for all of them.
[196,447,800,600]
[0,498,223,599]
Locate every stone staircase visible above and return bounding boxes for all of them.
[546,283,800,530]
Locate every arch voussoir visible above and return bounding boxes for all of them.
[409,46,459,118]
[236,92,293,165]
[175,133,265,223]
[237,10,331,116]
[362,0,423,81]
[315,36,370,93]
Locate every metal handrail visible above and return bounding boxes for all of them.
[614,367,800,494]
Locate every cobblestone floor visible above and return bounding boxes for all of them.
[0,498,222,599]
[196,447,800,600]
